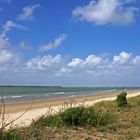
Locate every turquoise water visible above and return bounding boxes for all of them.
[0,86,138,103]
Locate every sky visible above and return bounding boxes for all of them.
[0,0,140,87]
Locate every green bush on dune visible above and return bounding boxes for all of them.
[33,115,62,127]
[60,107,84,126]
[33,106,115,128]
[116,92,128,108]
[80,107,114,127]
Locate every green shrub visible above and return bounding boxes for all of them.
[116,92,127,108]
[33,106,115,128]
[59,106,114,127]
[80,107,114,127]
[59,107,84,126]
[32,115,62,127]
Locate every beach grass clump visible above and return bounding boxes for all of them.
[81,107,115,127]
[32,115,62,127]
[33,106,115,128]
[59,107,84,126]
[2,128,21,140]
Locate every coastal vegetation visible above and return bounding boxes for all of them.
[116,91,128,108]
[1,93,140,139]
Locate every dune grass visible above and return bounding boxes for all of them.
[32,106,115,128]
[1,95,140,140]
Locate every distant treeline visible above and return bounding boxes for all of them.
[0,86,63,88]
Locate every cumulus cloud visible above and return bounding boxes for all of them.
[68,58,83,67]
[25,55,63,71]
[0,21,24,71]
[0,50,18,66]
[18,4,40,21]
[39,34,66,52]
[68,55,106,68]
[0,51,140,86]
[1,20,26,38]
[72,0,138,25]
[113,51,132,64]
[58,54,108,76]
[57,52,140,78]
[0,37,19,70]
[133,56,140,65]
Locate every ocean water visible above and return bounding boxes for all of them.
[0,86,138,103]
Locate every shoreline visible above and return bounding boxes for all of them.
[4,90,121,113]
[4,89,138,113]
[2,89,140,128]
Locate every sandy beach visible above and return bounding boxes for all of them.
[1,90,140,128]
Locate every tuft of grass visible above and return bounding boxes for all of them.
[80,107,115,127]
[59,107,84,127]
[33,106,115,128]
[32,115,63,128]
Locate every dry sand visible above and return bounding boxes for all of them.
[1,90,140,128]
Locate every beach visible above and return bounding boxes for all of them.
[2,89,140,128]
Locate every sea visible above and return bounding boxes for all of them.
[0,86,139,103]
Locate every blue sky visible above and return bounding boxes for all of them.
[0,0,140,86]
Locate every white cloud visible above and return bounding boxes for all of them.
[57,52,140,79]
[18,4,40,21]
[72,0,138,25]
[0,50,18,66]
[58,54,108,76]
[69,55,106,67]
[113,51,132,64]
[0,51,140,86]
[1,20,26,38]
[84,55,106,65]
[39,34,66,52]
[25,55,63,71]
[68,58,83,67]
[133,56,140,65]
[0,37,19,69]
